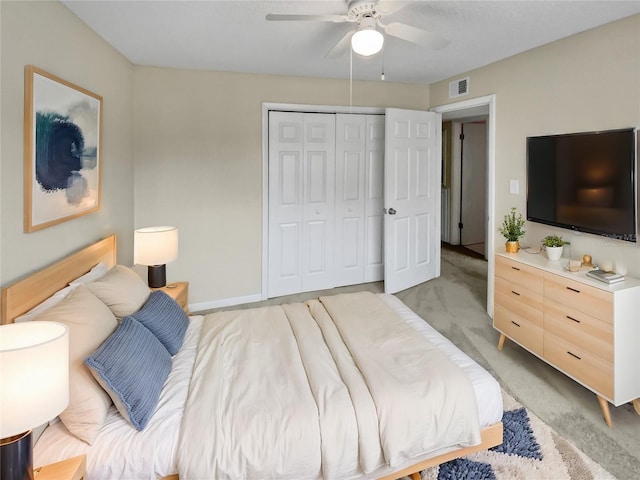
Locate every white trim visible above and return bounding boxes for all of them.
[189,293,264,314]
[261,102,386,301]
[431,94,497,318]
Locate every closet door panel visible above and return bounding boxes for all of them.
[301,113,335,292]
[364,115,385,282]
[334,114,366,287]
[268,112,304,297]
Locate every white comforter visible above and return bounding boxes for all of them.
[178,292,481,479]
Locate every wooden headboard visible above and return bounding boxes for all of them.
[1,235,117,324]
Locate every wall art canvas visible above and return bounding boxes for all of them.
[24,65,102,232]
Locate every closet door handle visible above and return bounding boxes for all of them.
[387,208,397,215]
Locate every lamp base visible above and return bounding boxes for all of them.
[1,431,33,480]
[147,264,167,288]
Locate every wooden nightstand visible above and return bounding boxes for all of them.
[153,281,189,313]
[34,454,86,480]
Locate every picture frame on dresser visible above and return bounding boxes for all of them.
[24,65,103,233]
[493,251,640,428]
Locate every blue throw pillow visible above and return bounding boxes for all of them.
[85,316,171,431]
[130,290,188,355]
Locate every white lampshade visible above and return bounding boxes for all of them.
[0,321,69,438]
[134,226,179,266]
[351,17,384,56]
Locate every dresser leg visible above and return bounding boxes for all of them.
[597,395,613,428]
[633,399,640,416]
[497,333,506,351]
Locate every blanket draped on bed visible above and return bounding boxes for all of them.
[177,292,481,480]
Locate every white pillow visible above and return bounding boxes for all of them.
[85,265,150,319]
[14,285,75,323]
[34,284,118,444]
[69,261,109,286]
[14,262,108,323]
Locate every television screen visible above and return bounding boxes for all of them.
[526,128,637,242]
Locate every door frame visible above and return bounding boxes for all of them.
[261,103,384,300]
[431,94,496,317]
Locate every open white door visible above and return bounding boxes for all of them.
[384,108,441,294]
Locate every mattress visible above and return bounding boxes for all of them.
[34,294,503,479]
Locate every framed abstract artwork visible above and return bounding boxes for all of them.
[24,65,103,232]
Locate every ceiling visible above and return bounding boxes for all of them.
[61,0,640,84]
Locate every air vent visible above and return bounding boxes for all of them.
[449,77,469,98]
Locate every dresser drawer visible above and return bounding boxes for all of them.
[544,333,613,398]
[495,256,543,294]
[544,273,612,323]
[544,299,613,363]
[494,304,543,356]
[495,276,543,323]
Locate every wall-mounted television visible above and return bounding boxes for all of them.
[526,127,638,242]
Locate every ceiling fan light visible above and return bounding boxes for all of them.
[351,29,384,56]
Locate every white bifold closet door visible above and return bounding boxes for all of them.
[334,114,385,287]
[268,111,335,298]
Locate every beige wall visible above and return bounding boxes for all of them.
[0,1,135,287]
[134,67,429,305]
[430,15,640,277]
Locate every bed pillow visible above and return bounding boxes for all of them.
[34,284,118,444]
[14,262,108,323]
[69,261,109,286]
[129,290,189,355]
[14,285,76,323]
[85,265,150,319]
[85,316,172,431]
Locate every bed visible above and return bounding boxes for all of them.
[1,235,503,480]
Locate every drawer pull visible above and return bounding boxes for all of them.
[566,286,581,294]
[511,321,521,327]
[567,351,581,360]
[566,315,581,323]
[511,266,521,271]
[511,290,521,296]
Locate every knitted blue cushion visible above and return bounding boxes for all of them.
[130,290,188,355]
[85,316,171,430]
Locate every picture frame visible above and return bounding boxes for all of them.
[24,65,103,232]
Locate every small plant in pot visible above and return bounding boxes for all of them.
[542,235,570,261]
[499,207,525,253]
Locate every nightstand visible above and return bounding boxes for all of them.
[153,281,189,313]
[34,454,86,480]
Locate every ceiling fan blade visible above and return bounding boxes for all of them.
[384,22,450,49]
[325,31,354,58]
[266,13,349,23]
[375,0,407,16]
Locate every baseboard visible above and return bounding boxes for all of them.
[189,293,263,313]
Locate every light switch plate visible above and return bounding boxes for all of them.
[510,179,519,194]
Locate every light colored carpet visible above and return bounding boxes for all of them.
[200,246,639,479]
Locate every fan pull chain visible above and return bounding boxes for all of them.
[349,47,353,115]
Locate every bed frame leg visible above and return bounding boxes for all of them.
[410,473,421,480]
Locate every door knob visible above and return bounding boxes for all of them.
[388,208,397,215]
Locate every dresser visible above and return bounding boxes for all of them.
[493,251,640,427]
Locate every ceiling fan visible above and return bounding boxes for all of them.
[266,0,450,57]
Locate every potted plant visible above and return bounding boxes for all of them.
[499,207,525,253]
[542,235,570,261]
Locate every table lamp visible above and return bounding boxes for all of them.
[134,226,179,288]
[0,321,69,480]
